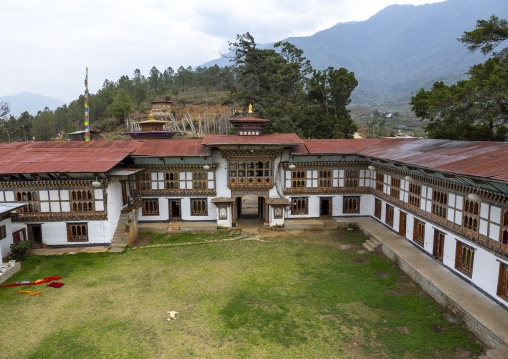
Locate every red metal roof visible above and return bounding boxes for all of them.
[358,138,508,180]
[3,137,508,181]
[302,139,382,154]
[130,139,210,157]
[202,133,303,146]
[0,140,141,174]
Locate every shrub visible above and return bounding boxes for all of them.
[10,240,31,260]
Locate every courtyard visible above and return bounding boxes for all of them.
[0,226,484,358]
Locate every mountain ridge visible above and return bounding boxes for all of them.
[202,0,508,104]
[0,92,65,117]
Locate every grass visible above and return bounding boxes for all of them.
[0,229,484,358]
[145,229,243,245]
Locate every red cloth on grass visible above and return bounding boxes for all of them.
[0,277,62,288]
[46,282,65,288]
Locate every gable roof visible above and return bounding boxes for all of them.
[0,141,141,174]
[358,138,508,181]
[130,139,210,157]
[202,133,303,146]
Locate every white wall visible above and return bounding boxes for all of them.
[370,195,506,303]
[39,220,109,245]
[0,218,13,260]
[107,178,123,239]
[216,206,232,227]
[214,154,231,198]
[269,206,285,227]
[181,198,216,221]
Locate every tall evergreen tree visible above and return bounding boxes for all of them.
[411,15,508,141]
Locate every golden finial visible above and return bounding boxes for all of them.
[149,110,155,121]
[248,103,253,114]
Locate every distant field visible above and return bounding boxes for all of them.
[0,229,484,358]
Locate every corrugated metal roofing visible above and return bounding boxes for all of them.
[3,137,508,181]
[302,139,383,154]
[202,134,303,146]
[358,138,508,180]
[0,140,141,174]
[130,139,210,156]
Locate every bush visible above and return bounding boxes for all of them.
[10,240,31,260]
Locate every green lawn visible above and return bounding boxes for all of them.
[0,229,484,358]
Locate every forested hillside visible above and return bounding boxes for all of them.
[203,0,508,104]
[0,65,236,142]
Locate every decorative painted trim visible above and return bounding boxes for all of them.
[140,189,216,196]
[0,180,109,189]
[135,164,219,170]
[13,213,107,222]
[372,188,508,260]
[281,161,368,169]
[222,150,280,159]
[284,187,370,195]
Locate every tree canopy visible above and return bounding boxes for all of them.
[411,15,508,141]
[228,33,358,138]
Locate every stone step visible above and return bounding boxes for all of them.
[108,214,130,252]
[362,241,375,252]
[497,344,508,358]
[362,238,382,253]
[486,349,506,359]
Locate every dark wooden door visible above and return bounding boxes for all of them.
[433,229,445,260]
[399,212,407,238]
[320,198,332,218]
[169,200,181,220]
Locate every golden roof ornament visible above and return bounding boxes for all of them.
[248,103,253,114]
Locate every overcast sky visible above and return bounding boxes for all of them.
[1,0,444,104]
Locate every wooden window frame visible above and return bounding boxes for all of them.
[408,183,421,208]
[164,171,179,189]
[376,173,384,192]
[385,204,394,227]
[345,170,359,188]
[463,199,479,232]
[191,198,208,216]
[390,177,400,198]
[16,190,40,214]
[343,196,360,214]
[498,262,508,302]
[71,189,94,213]
[192,172,208,190]
[67,222,88,242]
[291,170,307,188]
[142,198,159,216]
[318,170,332,188]
[0,225,6,239]
[501,211,508,246]
[374,198,382,219]
[139,172,151,191]
[455,241,475,277]
[413,219,425,247]
[291,197,308,215]
[431,189,448,219]
[229,160,273,188]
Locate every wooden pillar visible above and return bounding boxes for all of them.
[264,199,269,224]
[232,199,237,225]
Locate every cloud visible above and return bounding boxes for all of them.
[0,0,444,103]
